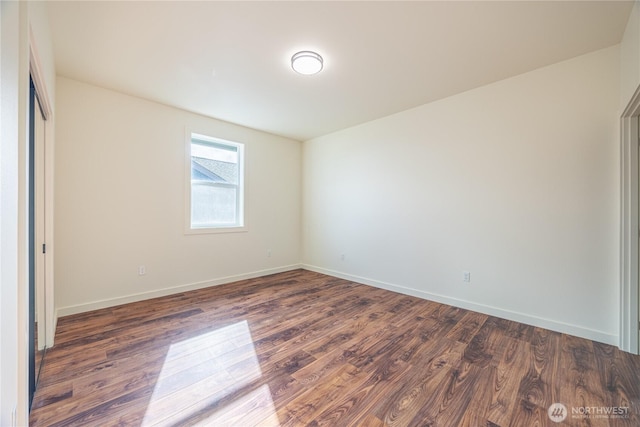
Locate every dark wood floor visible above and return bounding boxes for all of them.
[31,269,640,426]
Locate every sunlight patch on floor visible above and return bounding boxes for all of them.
[191,384,281,427]
[141,320,280,426]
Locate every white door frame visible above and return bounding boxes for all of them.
[29,26,55,348]
[620,84,640,355]
[34,94,46,351]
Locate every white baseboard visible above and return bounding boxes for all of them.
[302,264,618,346]
[56,264,303,318]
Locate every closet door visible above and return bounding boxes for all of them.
[29,75,47,410]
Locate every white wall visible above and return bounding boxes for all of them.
[1,4,27,425]
[28,2,56,106]
[303,46,621,345]
[1,1,56,425]
[55,77,301,315]
[622,0,640,108]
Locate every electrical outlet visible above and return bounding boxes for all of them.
[463,271,471,283]
[138,265,146,276]
[340,254,345,261]
[267,249,272,257]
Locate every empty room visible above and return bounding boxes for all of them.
[3,0,640,426]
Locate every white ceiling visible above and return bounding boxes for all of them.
[47,1,633,141]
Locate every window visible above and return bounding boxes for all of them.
[187,132,245,232]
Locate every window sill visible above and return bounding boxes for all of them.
[185,225,248,235]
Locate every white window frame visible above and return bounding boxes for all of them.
[185,130,247,234]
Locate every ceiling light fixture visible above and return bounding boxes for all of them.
[291,51,323,75]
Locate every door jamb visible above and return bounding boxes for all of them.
[620,84,640,355]
[28,25,55,348]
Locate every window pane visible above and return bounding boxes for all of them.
[191,158,238,184]
[191,183,237,227]
[191,141,238,163]
[188,133,244,231]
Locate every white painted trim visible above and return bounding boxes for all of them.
[17,2,30,422]
[303,264,618,346]
[56,264,302,318]
[183,128,248,235]
[28,23,56,349]
[28,25,51,120]
[1,2,31,423]
[620,84,640,355]
[43,116,55,348]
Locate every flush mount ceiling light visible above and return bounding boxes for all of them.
[291,51,323,75]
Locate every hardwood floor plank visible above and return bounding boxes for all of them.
[456,363,495,427]
[509,327,562,426]
[36,345,110,388]
[284,362,370,424]
[559,334,606,419]
[372,338,465,424]
[31,270,640,427]
[303,357,412,426]
[408,360,485,426]
[591,342,640,426]
[485,338,531,426]
[445,310,489,344]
